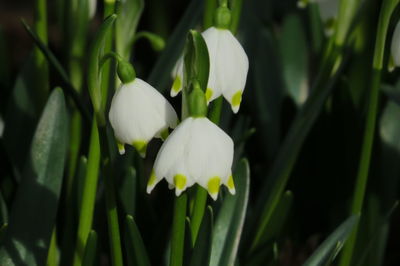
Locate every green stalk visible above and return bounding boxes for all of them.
[104,167,124,266]
[203,0,217,29]
[34,0,49,108]
[73,118,101,266]
[170,194,188,266]
[190,187,208,244]
[98,126,124,266]
[338,0,399,265]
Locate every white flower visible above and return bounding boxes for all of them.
[108,78,178,157]
[171,27,249,113]
[391,20,400,67]
[147,117,235,200]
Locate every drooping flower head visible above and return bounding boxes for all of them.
[171,7,249,113]
[109,66,178,157]
[147,116,235,200]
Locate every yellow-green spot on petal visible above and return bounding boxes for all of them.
[148,170,157,186]
[132,140,147,157]
[227,175,235,190]
[207,176,221,195]
[231,91,242,107]
[174,174,187,190]
[205,88,213,102]
[172,76,182,93]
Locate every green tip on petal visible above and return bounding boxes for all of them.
[117,141,125,155]
[231,91,242,113]
[226,175,236,194]
[171,76,182,96]
[146,170,158,194]
[132,140,147,158]
[174,174,187,190]
[207,176,221,200]
[205,88,213,103]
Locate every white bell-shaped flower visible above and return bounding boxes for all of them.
[147,117,235,200]
[109,78,178,157]
[391,20,400,67]
[171,27,249,113]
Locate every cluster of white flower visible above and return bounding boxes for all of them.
[108,9,248,200]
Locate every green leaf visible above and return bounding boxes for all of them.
[0,190,7,225]
[147,0,203,92]
[210,159,250,266]
[280,14,309,107]
[87,14,117,121]
[190,206,213,266]
[116,0,144,59]
[303,215,359,266]
[125,215,151,266]
[3,55,38,172]
[119,167,137,217]
[184,30,210,92]
[82,230,98,266]
[0,88,68,266]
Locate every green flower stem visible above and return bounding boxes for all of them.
[170,194,188,266]
[229,0,244,33]
[73,118,101,266]
[34,0,49,108]
[208,97,223,124]
[203,0,217,29]
[339,0,399,265]
[190,187,208,244]
[98,127,123,266]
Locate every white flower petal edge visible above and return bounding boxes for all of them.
[171,27,249,113]
[392,20,400,67]
[109,78,178,157]
[147,117,235,200]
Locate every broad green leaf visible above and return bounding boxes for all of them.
[119,167,137,217]
[148,0,203,92]
[0,88,68,266]
[190,207,213,266]
[82,230,98,266]
[125,215,151,266]
[280,14,309,107]
[303,215,359,266]
[3,55,38,172]
[210,159,250,266]
[116,0,144,59]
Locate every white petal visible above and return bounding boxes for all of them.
[202,27,223,103]
[213,29,248,113]
[392,20,400,67]
[108,78,178,149]
[153,118,193,182]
